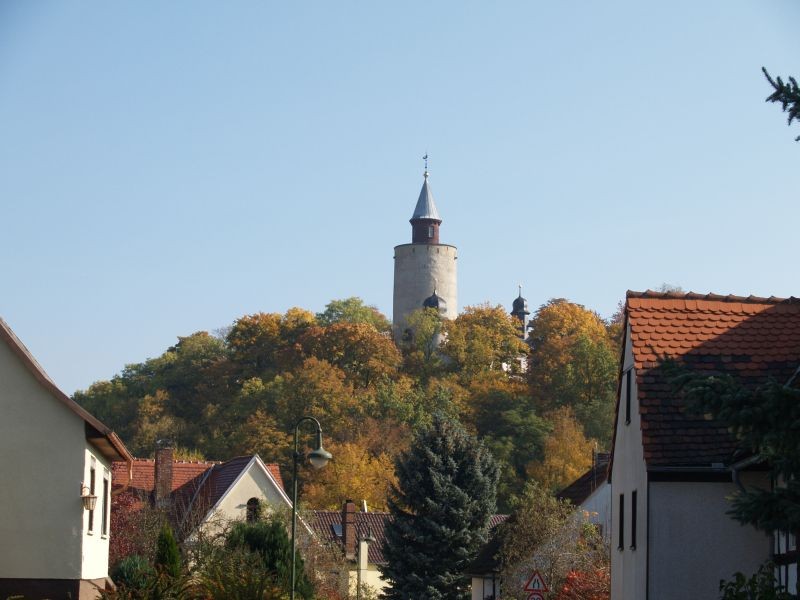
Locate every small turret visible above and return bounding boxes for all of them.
[511,285,530,339]
[410,171,442,244]
[423,283,447,316]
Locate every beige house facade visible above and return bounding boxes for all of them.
[609,292,799,599]
[0,318,132,600]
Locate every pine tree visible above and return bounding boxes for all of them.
[155,523,181,578]
[763,67,800,141]
[380,414,499,600]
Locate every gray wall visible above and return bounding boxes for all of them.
[392,243,457,337]
[649,476,771,599]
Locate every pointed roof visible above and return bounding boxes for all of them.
[0,317,132,463]
[410,171,441,222]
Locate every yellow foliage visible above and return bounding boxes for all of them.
[303,436,398,511]
[527,407,593,492]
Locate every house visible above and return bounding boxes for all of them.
[556,451,612,545]
[465,516,510,600]
[312,501,391,597]
[609,291,800,599]
[111,444,291,546]
[0,318,133,600]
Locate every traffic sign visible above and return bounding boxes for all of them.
[523,570,549,592]
[527,593,544,600]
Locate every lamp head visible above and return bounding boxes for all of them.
[308,446,332,469]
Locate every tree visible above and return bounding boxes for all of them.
[316,297,392,333]
[401,307,447,378]
[303,436,398,511]
[527,407,593,492]
[380,414,499,600]
[499,483,608,600]
[296,322,402,388]
[527,299,617,446]
[442,304,528,379]
[155,523,181,578]
[763,67,800,141]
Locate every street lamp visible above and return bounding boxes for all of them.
[291,416,332,600]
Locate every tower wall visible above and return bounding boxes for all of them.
[392,243,457,338]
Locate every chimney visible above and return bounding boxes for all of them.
[154,440,174,508]
[342,499,357,560]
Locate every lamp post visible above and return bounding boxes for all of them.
[291,416,332,600]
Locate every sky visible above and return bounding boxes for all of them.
[1,1,798,395]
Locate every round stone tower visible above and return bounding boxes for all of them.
[393,169,458,339]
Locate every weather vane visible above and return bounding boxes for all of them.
[423,153,429,171]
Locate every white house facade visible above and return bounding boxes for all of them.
[609,292,800,599]
[0,318,132,600]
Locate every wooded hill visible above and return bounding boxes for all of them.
[75,297,622,512]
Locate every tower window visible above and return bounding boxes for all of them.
[428,225,434,238]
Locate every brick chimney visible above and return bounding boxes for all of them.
[154,441,174,508]
[342,499,357,560]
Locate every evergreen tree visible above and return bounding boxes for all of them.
[380,414,499,600]
[154,523,181,578]
[763,67,800,141]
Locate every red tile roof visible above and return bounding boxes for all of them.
[112,455,285,531]
[622,290,800,469]
[311,511,507,566]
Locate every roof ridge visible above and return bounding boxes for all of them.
[627,290,798,305]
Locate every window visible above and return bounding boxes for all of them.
[618,493,624,550]
[625,369,632,424]
[88,465,96,533]
[428,225,434,238]
[101,475,109,536]
[630,490,637,550]
[246,497,261,523]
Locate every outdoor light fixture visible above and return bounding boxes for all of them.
[81,485,97,511]
[290,416,332,600]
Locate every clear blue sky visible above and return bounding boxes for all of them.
[1,1,798,395]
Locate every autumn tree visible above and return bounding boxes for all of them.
[499,483,608,600]
[527,299,617,446]
[401,307,447,378]
[381,414,499,600]
[527,407,593,492]
[303,435,398,511]
[316,297,392,333]
[442,304,528,379]
[295,322,401,388]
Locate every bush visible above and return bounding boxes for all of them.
[719,562,794,599]
[110,555,155,591]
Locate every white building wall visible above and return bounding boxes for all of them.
[610,324,648,600]
[579,483,612,545]
[392,243,457,337]
[648,476,771,600]
[0,338,87,579]
[81,444,113,579]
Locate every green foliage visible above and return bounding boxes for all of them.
[155,524,181,578]
[672,368,800,534]
[527,299,617,447]
[719,561,793,600]
[380,414,500,600]
[499,482,608,599]
[110,555,155,592]
[316,296,391,333]
[763,67,800,141]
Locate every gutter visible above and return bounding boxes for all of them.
[729,454,764,494]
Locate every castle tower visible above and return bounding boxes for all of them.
[393,169,458,339]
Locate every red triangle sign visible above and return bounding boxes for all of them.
[523,570,549,592]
